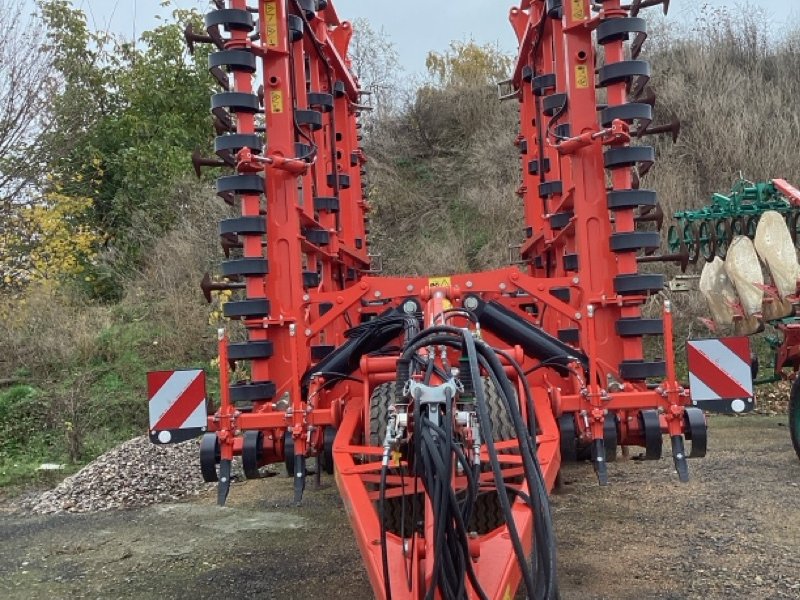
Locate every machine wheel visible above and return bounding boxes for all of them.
[200,433,220,483]
[284,429,295,476]
[369,380,517,536]
[789,378,800,461]
[639,409,663,460]
[322,426,336,475]
[558,414,578,462]
[242,430,264,479]
[604,415,619,463]
[683,407,708,458]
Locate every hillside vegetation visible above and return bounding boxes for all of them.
[1,2,798,486]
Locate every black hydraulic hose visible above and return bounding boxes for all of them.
[379,452,392,600]
[474,343,558,599]
[463,333,538,599]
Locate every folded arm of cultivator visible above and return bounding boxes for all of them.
[147,1,717,598]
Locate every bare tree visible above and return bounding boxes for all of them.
[0,0,54,209]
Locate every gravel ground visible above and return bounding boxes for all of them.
[0,415,798,599]
[13,436,213,515]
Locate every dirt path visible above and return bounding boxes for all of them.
[1,415,798,599]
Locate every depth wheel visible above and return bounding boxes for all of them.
[789,378,800,461]
[200,433,220,483]
[683,407,707,458]
[639,409,663,460]
[604,415,619,463]
[284,430,295,476]
[322,426,336,475]
[558,414,578,462]
[242,430,264,479]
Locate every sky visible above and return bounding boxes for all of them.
[34,0,800,74]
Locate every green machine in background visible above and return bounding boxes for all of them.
[668,178,800,263]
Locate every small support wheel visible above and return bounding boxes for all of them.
[639,409,663,460]
[558,414,578,462]
[200,433,220,483]
[789,377,800,461]
[242,430,264,479]
[604,415,618,463]
[683,407,708,458]
[322,427,336,475]
[284,429,295,476]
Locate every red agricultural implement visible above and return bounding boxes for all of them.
[147,1,748,598]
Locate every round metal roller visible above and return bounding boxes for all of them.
[208,49,257,73]
[219,217,266,236]
[314,196,340,213]
[714,218,731,257]
[619,359,666,380]
[532,73,556,96]
[542,93,567,116]
[204,8,255,32]
[597,60,651,89]
[607,189,658,210]
[295,109,323,131]
[220,258,269,277]
[216,174,265,196]
[539,181,563,198]
[683,407,707,458]
[600,102,652,128]
[211,91,260,113]
[614,274,664,295]
[214,133,263,155]
[698,220,716,261]
[683,222,700,264]
[200,433,221,483]
[308,92,334,113]
[223,298,270,319]
[230,380,277,403]
[639,409,663,460]
[242,430,265,479]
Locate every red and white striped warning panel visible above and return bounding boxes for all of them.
[147,369,207,444]
[687,337,754,414]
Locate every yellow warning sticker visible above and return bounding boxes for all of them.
[575,64,590,88]
[503,586,513,600]
[265,2,279,46]
[428,276,451,288]
[270,90,283,113]
[571,0,586,21]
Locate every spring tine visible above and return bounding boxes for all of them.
[637,244,690,273]
[626,0,669,17]
[210,66,230,90]
[183,23,214,54]
[192,149,227,179]
[207,23,225,49]
[636,118,681,143]
[214,116,234,136]
[200,272,246,303]
[212,107,234,131]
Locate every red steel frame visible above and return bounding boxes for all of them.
[199,1,694,598]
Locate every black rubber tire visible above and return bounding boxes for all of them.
[200,433,220,483]
[789,378,800,461]
[369,379,517,536]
